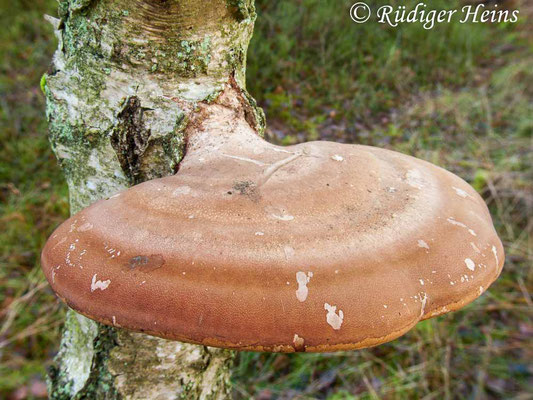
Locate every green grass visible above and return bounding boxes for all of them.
[247,0,511,142]
[0,0,68,395]
[1,0,531,398]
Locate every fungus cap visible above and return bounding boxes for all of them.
[41,95,504,352]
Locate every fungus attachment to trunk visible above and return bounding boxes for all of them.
[41,85,504,353]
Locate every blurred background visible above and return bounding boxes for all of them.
[0,0,531,398]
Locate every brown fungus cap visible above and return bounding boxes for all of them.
[41,88,504,352]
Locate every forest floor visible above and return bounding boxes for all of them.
[1,0,531,399]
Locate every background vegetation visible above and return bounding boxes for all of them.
[1,0,531,398]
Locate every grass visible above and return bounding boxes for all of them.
[0,0,68,396]
[247,0,501,143]
[1,0,531,398]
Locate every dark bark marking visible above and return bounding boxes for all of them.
[111,96,153,185]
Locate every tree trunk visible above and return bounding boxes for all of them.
[42,0,263,398]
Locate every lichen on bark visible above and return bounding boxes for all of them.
[44,0,262,208]
[47,312,99,399]
[107,333,234,399]
[44,0,263,398]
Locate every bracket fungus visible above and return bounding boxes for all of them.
[42,86,504,353]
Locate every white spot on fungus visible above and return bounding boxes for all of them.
[172,185,191,196]
[293,334,305,348]
[52,236,67,250]
[68,220,78,233]
[417,240,430,250]
[419,279,425,286]
[452,187,469,198]
[447,217,467,228]
[272,213,294,221]
[255,231,265,236]
[419,293,428,317]
[428,305,449,317]
[447,217,477,236]
[91,274,111,292]
[77,222,93,232]
[492,245,499,266]
[465,258,476,271]
[266,206,294,221]
[221,154,266,166]
[295,271,313,302]
[324,303,344,330]
[405,169,425,189]
[271,147,295,154]
[283,246,295,260]
[331,154,344,162]
[470,242,481,253]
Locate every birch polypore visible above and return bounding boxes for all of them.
[42,86,504,353]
